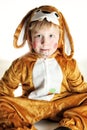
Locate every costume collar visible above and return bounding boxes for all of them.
[23,50,61,61]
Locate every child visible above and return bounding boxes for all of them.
[0,5,87,130]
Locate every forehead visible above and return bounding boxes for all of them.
[32,24,59,36]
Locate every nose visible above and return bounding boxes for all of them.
[41,36,48,46]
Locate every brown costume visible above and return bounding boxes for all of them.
[0,5,87,130]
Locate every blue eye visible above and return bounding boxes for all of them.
[37,35,40,37]
[35,35,41,38]
[49,34,54,38]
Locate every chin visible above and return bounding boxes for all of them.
[41,54,49,58]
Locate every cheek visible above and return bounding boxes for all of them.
[53,43,58,49]
[32,42,37,49]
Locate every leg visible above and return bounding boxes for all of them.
[0,101,37,130]
[57,105,87,130]
[50,93,87,130]
[0,96,55,130]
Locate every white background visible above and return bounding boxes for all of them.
[0,0,87,61]
[0,2,87,129]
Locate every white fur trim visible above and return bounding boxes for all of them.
[28,58,63,101]
[30,10,59,25]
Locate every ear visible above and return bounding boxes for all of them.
[59,12,74,59]
[13,8,37,48]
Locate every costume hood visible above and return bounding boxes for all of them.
[13,5,74,59]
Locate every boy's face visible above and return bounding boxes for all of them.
[31,25,59,58]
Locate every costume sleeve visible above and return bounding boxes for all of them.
[67,59,87,93]
[0,58,23,96]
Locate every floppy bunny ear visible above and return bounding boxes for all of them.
[13,8,37,48]
[60,12,74,59]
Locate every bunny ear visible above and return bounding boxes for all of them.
[13,19,26,48]
[13,8,37,48]
[58,12,74,59]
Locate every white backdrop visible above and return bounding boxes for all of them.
[0,0,87,61]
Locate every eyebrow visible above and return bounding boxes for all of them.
[32,31,41,36]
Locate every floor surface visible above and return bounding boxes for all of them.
[35,120,58,130]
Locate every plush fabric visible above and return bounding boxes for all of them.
[0,52,87,130]
[0,5,87,130]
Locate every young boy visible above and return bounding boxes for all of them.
[0,5,87,130]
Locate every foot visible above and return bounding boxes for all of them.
[54,126,71,130]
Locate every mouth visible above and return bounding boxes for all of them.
[40,49,49,57]
[40,48,49,52]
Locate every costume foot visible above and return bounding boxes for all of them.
[54,126,71,130]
